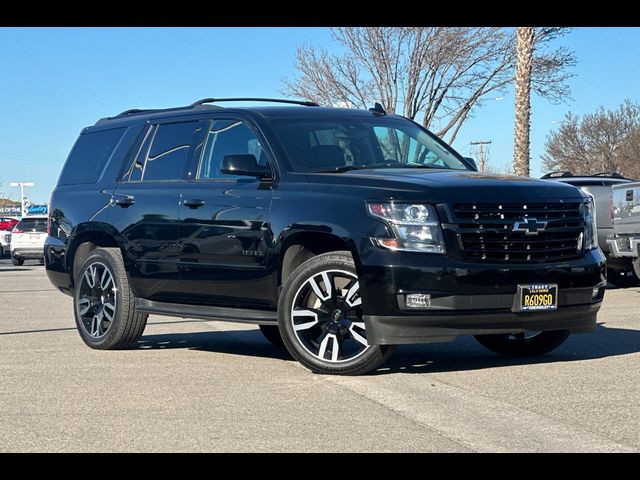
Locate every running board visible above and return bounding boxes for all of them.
[134,299,278,325]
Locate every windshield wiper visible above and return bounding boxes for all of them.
[315,162,445,173]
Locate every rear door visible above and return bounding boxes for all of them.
[111,119,206,301]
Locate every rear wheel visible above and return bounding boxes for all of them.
[11,256,23,266]
[475,330,570,357]
[607,268,639,288]
[278,251,395,375]
[74,247,147,349]
[259,324,285,347]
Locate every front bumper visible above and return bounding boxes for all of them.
[606,235,640,259]
[357,247,606,344]
[365,302,601,344]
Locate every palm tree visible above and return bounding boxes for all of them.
[514,27,535,177]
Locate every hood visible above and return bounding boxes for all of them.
[305,169,586,203]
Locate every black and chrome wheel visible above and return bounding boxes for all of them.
[73,247,147,349]
[474,330,570,357]
[278,251,395,375]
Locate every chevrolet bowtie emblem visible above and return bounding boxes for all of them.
[513,217,547,235]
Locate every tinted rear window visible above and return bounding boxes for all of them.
[16,218,47,232]
[58,128,125,185]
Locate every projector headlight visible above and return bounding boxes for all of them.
[367,202,445,254]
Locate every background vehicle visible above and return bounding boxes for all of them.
[608,181,640,281]
[0,231,11,257]
[542,171,638,286]
[0,217,19,232]
[45,98,605,375]
[10,215,47,265]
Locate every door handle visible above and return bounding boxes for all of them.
[114,196,135,208]
[183,199,205,209]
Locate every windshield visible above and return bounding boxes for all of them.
[270,116,469,173]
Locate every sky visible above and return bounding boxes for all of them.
[0,27,639,203]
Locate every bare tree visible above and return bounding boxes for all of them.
[542,100,640,178]
[283,27,574,145]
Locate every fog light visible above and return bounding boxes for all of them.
[592,286,601,298]
[405,293,431,308]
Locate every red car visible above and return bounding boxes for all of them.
[0,217,19,232]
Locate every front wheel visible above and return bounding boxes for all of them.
[475,330,570,357]
[278,251,395,375]
[11,256,24,266]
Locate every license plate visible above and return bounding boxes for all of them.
[517,284,558,312]
[29,233,39,240]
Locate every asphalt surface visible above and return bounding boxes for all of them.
[1,256,639,452]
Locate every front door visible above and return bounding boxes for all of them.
[177,118,275,308]
[111,119,205,301]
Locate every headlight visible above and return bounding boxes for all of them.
[367,202,446,253]
[582,196,598,250]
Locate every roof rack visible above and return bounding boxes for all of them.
[541,171,574,178]
[592,172,625,178]
[190,97,319,107]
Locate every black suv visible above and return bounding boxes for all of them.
[45,98,606,375]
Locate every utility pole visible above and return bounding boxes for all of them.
[9,182,35,217]
[470,140,492,172]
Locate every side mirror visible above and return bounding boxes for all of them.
[464,156,479,172]
[220,154,271,178]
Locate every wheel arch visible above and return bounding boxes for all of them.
[277,229,361,288]
[66,222,127,287]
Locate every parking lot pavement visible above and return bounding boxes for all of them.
[1,257,639,452]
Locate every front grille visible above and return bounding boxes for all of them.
[451,202,585,263]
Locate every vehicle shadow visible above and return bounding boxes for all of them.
[136,328,293,361]
[135,323,640,374]
[375,323,640,375]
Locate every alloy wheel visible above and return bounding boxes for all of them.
[77,262,117,339]
[290,269,370,363]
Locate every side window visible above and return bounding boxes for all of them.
[123,122,201,182]
[197,120,266,180]
[59,127,125,185]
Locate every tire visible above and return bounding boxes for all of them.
[73,247,147,349]
[259,324,285,347]
[607,268,639,288]
[475,330,570,357]
[11,256,23,266]
[278,251,396,375]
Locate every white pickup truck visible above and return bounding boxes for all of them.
[607,181,640,280]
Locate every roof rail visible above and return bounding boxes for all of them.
[190,97,319,107]
[592,172,625,178]
[541,171,574,178]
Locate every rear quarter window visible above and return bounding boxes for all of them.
[58,127,126,185]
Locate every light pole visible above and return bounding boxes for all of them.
[9,182,35,217]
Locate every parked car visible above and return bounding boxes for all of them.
[0,216,19,232]
[541,171,638,286]
[45,98,605,375]
[10,215,47,265]
[0,230,11,257]
[607,181,640,282]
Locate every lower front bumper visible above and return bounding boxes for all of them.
[365,302,601,345]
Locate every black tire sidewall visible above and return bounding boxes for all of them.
[73,249,131,349]
[278,251,393,375]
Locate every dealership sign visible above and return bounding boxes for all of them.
[27,204,48,215]
[0,206,21,215]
